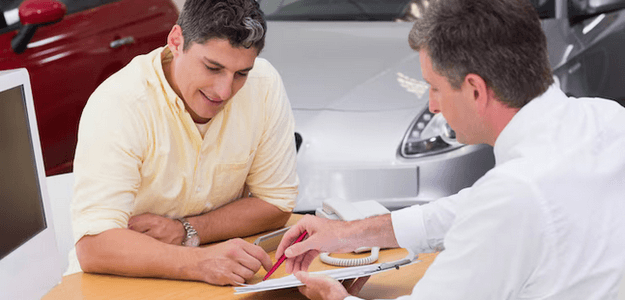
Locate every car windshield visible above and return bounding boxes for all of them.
[258,0,420,21]
[259,0,556,21]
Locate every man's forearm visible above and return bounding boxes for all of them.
[188,197,291,244]
[344,214,400,249]
[76,228,204,281]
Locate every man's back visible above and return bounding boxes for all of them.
[490,85,625,298]
[409,85,625,299]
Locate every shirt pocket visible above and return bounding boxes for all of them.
[210,150,255,209]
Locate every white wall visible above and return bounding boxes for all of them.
[47,173,75,272]
[620,273,625,300]
[173,0,184,11]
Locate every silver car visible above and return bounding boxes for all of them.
[258,0,625,212]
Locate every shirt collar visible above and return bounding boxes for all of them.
[151,46,187,113]
[493,84,567,164]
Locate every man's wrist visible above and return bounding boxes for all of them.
[177,217,200,247]
[345,214,394,249]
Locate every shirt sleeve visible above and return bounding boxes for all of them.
[400,174,545,299]
[70,85,147,243]
[392,188,467,253]
[345,174,544,300]
[245,60,299,211]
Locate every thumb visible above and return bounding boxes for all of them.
[285,239,315,258]
[294,271,309,284]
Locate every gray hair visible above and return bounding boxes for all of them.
[178,0,267,53]
[241,17,264,48]
[409,0,553,108]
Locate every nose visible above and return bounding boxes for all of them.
[428,90,440,114]
[214,74,233,100]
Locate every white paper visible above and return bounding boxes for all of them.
[234,254,420,294]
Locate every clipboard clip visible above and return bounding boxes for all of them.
[376,257,413,271]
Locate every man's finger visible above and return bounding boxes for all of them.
[276,225,307,258]
[240,242,272,271]
[299,251,318,272]
[286,252,304,274]
[294,270,309,284]
[233,250,263,274]
[289,250,318,274]
[284,238,318,259]
[230,263,256,282]
[346,276,370,295]
[127,218,149,233]
[127,213,160,232]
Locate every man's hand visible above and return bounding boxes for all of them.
[196,238,273,286]
[128,213,185,245]
[275,214,398,275]
[275,215,356,274]
[295,271,370,300]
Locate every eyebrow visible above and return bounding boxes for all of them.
[205,58,254,73]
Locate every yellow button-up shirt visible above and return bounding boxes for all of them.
[67,47,298,273]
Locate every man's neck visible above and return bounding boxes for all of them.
[482,98,520,146]
[161,48,182,100]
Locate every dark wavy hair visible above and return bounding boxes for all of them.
[409,0,553,108]
[177,0,266,53]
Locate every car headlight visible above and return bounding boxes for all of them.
[399,109,464,158]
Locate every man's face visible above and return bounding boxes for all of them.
[169,36,258,123]
[419,50,483,145]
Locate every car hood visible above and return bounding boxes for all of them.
[259,21,429,112]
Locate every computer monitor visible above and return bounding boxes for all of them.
[0,68,63,299]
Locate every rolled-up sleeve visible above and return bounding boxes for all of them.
[246,61,299,211]
[71,86,146,243]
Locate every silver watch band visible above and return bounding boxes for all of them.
[177,217,199,247]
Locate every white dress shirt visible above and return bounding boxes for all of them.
[350,85,625,299]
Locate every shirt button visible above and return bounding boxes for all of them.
[196,187,201,192]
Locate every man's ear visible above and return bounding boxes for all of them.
[465,73,491,115]
[167,25,184,57]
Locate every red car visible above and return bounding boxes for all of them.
[0,0,178,175]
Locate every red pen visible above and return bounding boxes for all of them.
[263,230,308,281]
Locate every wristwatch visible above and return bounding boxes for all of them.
[177,218,200,247]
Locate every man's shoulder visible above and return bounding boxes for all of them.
[248,57,280,80]
[82,48,165,127]
[92,48,163,104]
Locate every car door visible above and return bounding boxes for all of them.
[0,0,178,175]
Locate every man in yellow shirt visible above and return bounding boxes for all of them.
[68,0,298,286]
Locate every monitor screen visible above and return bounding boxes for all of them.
[0,68,62,300]
[0,85,47,259]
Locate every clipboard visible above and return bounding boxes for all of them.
[234,251,419,294]
[253,226,291,252]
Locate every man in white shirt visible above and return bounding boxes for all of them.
[275,0,625,299]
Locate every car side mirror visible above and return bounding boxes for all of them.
[569,0,625,23]
[11,0,67,54]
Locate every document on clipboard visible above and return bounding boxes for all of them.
[234,251,419,294]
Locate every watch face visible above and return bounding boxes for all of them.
[184,235,200,247]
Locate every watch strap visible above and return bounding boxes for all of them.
[177,217,199,246]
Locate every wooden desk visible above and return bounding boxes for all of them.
[43,215,438,300]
